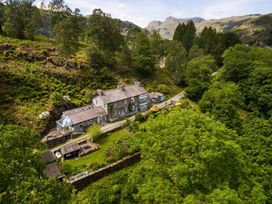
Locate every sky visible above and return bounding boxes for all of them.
[37,0,272,27]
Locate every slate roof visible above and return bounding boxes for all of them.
[43,162,63,178]
[95,84,147,104]
[60,143,80,155]
[40,151,56,164]
[149,92,164,98]
[63,104,94,116]
[58,106,107,126]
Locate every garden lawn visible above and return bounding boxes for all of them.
[63,129,133,169]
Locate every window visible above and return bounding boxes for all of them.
[112,111,116,117]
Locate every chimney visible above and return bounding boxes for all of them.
[117,83,125,91]
[96,89,103,96]
[134,81,141,87]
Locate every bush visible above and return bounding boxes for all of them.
[88,124,102,142]
[157,84,169,94]
[105,140,129,163]
[135,113,145,122]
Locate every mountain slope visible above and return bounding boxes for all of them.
[146,13,272,44]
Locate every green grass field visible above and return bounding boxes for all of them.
[63,129,133,169]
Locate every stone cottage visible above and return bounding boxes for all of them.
[57,105,107,134]
[92,81,149,121]
[56,81,149,133]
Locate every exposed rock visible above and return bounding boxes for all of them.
[39,111,50,120]
[146,14,261,40]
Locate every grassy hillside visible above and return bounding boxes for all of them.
[146,13,272,45]
[0,36,181,132]
[233,13,272,44]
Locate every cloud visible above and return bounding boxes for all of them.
[116,3,126,8]
[170,11,188,18]
[202,0,252,19]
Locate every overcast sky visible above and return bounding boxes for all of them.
[37,0,272,27]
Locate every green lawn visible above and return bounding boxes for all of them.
[63,129,133,169]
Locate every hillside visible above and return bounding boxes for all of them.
[0,36,180,132]
[146,13,272,44]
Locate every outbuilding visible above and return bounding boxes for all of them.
[60,143,80,159]
[149,92,166,103]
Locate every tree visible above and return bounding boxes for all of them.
[0,1,5,34]
[115,44,133,73]
[49,0,71,28]
[126,26,142,49]
[221,44,252,82]
[183,21,196,51]
[173,21,196,51]
[132,31,155,76]
[239,64,272,116]
[0,124,72,203]
[3,0,41,40]
[185,55,216,100]
[53,11,81,62]
[126,110,264,203]
[200,82,244,132]
[87,9,123,53]
[3,0,24,38]
[188,44,204,60]
[238,117,272,201]
[165,40,187,85]
[23,4,41,40]
[197,27,219,55]
[173,23,186,42]
[150,30,166,57]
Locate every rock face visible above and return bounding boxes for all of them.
[146,16,205,39]
[146,14,262,40]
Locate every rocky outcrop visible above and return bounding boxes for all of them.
[146,14,261,40]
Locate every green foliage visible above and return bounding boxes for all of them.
[156,84,170,94]
[149,30,166,57]
[200,82,244,132]
[221,44,252,82]
[239,65,272,116]
[53,14,81,59]
[115,45,133,74]
[50,92,66,107]
[105,137,137,163]
[173,21,196,51]
[197,27,241,65]
[220,45,272,116]
[185,55,216,100]
[87,9,123,53]
[132,31,155,76]
[0,124,72,203]
[88,124,102,142]
[165,40,187,85]
[134,113,145,122]
[238,117,272,201]
[3,0,41,40]
[83,110,266,203]
[0,2,4,34]
[188,44,204,60]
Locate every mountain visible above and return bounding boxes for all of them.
[146,13,272,44]
[147,16,205,39]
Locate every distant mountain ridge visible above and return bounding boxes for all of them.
[146,13,272,44]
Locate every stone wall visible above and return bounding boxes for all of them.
[69,152,141,190]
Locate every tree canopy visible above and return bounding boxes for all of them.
[0,124,72,203]
[200,82,244,132]
[165,40,187,85]
[185,55,216,100]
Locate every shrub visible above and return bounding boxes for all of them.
[88,124,102,142]
[135,113,145,122]
[157,84,169,94]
